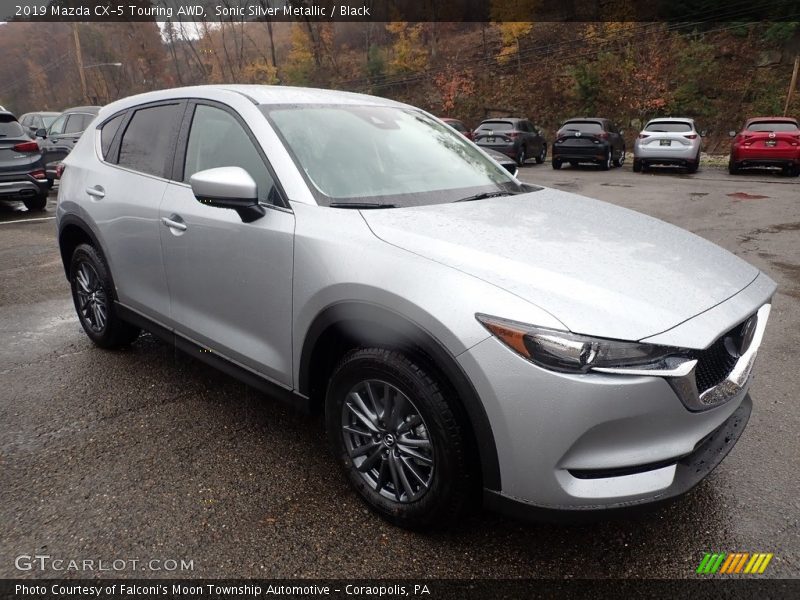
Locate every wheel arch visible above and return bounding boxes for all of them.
[299,301,501,491]
[58,215,115,291]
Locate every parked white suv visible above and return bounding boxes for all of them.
[633,117,703,173]
[57,86,774,529]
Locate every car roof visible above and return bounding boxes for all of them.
[564,117,607,122]
[646,117,694,122]
[745,116,798,124]
[98,85,408,120]
[63,106,101,114]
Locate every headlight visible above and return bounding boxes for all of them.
[476,314,692,375]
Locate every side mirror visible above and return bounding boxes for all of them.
[728,130,737,137]
[699,130,707,137]
[619,129,625,135]
[190,166,265,223]
[35,128,47,138]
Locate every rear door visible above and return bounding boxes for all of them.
[159,100,295,385]
[89,102,183,321]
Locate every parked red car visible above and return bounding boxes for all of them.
[728,117,800,176]
[440,118,473,141]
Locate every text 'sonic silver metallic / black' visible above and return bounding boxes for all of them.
[56,85,775,529]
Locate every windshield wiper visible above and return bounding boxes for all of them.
[329,202,397,209]
[454,191,520,203]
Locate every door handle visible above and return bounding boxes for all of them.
[161,215,187,232]
[86,186,105,199]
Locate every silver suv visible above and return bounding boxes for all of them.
[57,86,775,529]
[633,117,703,173]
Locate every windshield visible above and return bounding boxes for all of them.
[746,121,799,132]
[42,115,58,128]
[645,121,692,132]
[263,104,520,207]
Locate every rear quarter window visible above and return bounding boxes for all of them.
[100,113,125,160]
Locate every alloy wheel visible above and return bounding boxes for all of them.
[74,261,108,332]
[341,379,434,503]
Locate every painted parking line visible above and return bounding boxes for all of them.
[0,216,56,225]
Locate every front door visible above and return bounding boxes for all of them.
[159,102,295,386]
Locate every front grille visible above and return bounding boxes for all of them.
[691,321,745,394]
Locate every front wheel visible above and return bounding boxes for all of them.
[535,144,547,164]
[516,146,527,167]
[728,159,739,175]
[69,244,140,349]
[325,348,476,530]
[552,158,562,170]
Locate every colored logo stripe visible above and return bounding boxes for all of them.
[697,552,773,574]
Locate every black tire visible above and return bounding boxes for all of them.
[69,243,140,349]
[633,158,642,173]
[612,147,626,167]
[728,160,739,175]
[600,150,612,170]
[535,144,546,164]
[552,158,562,170]
[516,146,527,167]
[23,193,48,211]
[46,178,54,189]
[325,348,476,530]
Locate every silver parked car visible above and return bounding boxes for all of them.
[57,86,775,529]
[633,117,703,173]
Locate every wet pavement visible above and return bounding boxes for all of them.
[1,163,798,579]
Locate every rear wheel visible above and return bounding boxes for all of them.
[23,193,47,211]
[728,159,739,175]
[535,144,547,164]
[516,146,527,167]
[613,147,626,167]
[69,244,140,349]
[633,158,642,173]
[552,158,562,170]
[325,348,475,530]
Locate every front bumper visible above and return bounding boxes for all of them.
[484,395,751,521]
[459,327,756,512]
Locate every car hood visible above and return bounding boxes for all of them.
[361,189,759,343]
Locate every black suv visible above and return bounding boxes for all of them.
[0,111,49,211]
[473,118,547,167]
[552,118,626,170]
[36,106,100,186]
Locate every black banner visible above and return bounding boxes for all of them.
[2,579,800,600]
[2,0,800,22]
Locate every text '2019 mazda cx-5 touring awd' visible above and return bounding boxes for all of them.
[57,85,775,529]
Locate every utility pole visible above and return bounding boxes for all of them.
[785,55,799,117]
[73,23,88,104]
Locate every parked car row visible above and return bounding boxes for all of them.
[443,114,800,177]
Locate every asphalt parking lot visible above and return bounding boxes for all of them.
[1,161,798,579]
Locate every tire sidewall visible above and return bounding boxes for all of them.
[69,245,116,345]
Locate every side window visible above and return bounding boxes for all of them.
[100,113,125,160]
[48,114,67,135]
[183,104,278,205]
[118,104,181,177]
